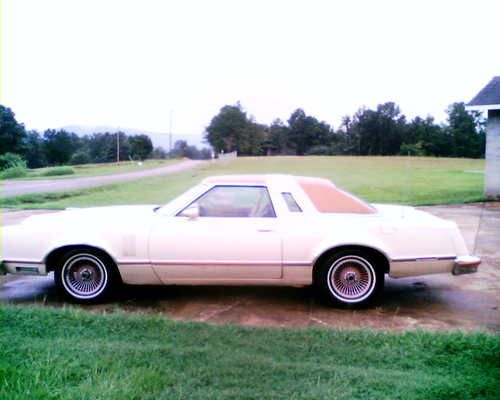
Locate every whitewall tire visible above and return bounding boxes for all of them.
[55,249,117,303]
[316,250,384,307]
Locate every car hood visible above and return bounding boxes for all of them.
[20,205,159,227]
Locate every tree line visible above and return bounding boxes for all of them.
[0,99,486,172]
[0,105,158,168]
[205,101,485,158]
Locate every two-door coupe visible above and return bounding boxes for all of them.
[1,175,480,306]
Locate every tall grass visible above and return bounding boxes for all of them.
[0,166,27,179]
[39,166,75,177]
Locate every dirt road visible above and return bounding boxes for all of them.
[2,159,202,198]
[1,203,499,331]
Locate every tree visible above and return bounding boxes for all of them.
[85,133,111,163]
[334,115,360,155]
[151,146,168,159]
[287,109,307,155]
[239,120,266,156]
[43,129,81,165]
[129,134,153,160]
[205,104,247,153]
[170,140,211,159]
[24,131,48,168]
[205,103,264,155]
[199,148,213,159]
[85,132,130,163]
[113,132,131,162]
[69,150,91,165]
[268,119,292,155]
[402,116,450,156]
[446,102,485,158]
[171,140,189,158]
[287,109,332,155]
[0,105,26,155]
[349,102,406,156]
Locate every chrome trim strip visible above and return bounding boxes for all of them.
[155,261,282,266]
[391,256,456,262]
[2,259,44,264]
[284,262,311,267]
[117,260,150,265]
[117,260,311,267]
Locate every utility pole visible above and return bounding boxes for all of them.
[117,131,120,163]
[169,109,173,156]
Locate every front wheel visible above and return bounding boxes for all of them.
[55,249,117,303]
[316,250,384,307]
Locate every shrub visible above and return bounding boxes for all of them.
[305,145,332,155]
[0,152,26,170]
[0,165,28,179]
[69,151,91,165]
[400,141,426,156]
[41,166,75,176]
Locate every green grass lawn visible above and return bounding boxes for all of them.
[0,306,497,400]
[1,159,180,181]
[0,156,485,208]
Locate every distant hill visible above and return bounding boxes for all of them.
[60,125,210,150]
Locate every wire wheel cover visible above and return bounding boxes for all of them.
[62,254,107,298]
[328,256,375,301]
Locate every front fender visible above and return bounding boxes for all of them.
[44,233,119,265]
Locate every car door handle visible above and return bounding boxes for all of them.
[257,229,274,233]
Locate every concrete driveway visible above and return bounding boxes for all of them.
[2,159,202,197]
[1,203,499,332]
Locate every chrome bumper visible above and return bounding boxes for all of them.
[452,255,481,275]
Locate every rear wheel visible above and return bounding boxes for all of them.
[55,249,117,303]
[316,250,384,307]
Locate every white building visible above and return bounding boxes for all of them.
[467,77,500,199]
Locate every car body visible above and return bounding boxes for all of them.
[1,174,480,305]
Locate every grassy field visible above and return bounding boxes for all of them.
[0,306,497,400]
[0,156,485,209]
[0,159,179,181]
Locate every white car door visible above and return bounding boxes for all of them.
[149,185,282,282]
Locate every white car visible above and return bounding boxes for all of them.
[1,175,480,306]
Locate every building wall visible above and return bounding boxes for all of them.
[485,109,500,198]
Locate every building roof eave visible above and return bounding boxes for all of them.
[465,104,500,112]
[467,76,500,110]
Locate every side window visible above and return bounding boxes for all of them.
[281,192,302,212]
[179,186,276,218]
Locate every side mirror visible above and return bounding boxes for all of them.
[180,204,200,220]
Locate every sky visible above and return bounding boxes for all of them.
[2,0,500,138]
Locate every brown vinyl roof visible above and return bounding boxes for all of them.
[296,176,376,214]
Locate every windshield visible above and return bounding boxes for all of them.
[156,183,210,215]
